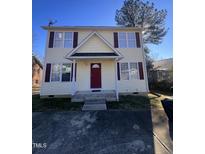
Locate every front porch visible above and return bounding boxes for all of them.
[71,90,117,102]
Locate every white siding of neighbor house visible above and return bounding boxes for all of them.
[40,28,148,96]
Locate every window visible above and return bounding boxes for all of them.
[53,32,73,48]
[130,62,138,79]
[35,80,38,84]
[118,32,127,48]
[54,32,63,48]
[120,63,129,80]
[118,32,136,48]
[64,32,73,48]
[120,62,138,80]
[51,64,61,81]
[127,32,136,48]
[62,63,71,82]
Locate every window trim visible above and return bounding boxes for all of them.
[61,63,72,82]
[120,62,139,80]
[53,32,64,48]
[120,62,129,80]
[130,62,139,80]
[118,32,137,48]
[49,63,73,82]
[53,32,74,48]
[50,63,61,82]
[64,32,73,48]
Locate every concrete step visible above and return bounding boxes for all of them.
[85,99,106,104]
[82,104,107,111]
[85,96,105,101]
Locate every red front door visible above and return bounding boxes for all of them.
[91,63,101,88]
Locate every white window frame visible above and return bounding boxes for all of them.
[53,32,73,48]
[53,32,64,48]
[127,32,137,48]
[61,63,72,82]
[118,32,127,48]
[118,32,136,48]
[50,63,61,82]
[120,62,139,80]
[64,32,73,48]
[129,62,139,80]
[120,62,130,80]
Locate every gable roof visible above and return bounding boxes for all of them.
[65,31,123,59]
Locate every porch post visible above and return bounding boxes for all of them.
[114,59,119,101]
[72,60,76,95]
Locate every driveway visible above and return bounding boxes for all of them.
[33,110,172,154]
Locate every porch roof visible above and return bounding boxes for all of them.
[71,53,118,57]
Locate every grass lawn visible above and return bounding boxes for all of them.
[106,93,170,110]
[32,94,83,112]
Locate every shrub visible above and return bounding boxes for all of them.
[149,80,173,92]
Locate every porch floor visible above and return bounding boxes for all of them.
[71,90,117,103]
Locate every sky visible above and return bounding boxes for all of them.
[32,0,173,61]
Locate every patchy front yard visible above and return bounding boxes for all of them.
[33,93,171,112]
[107,93,170,110]
[32,95,83,112]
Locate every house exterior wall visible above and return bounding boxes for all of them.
[40,28,148,96]
[76,59,115,91]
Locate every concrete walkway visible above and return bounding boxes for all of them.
[33,110,172,154]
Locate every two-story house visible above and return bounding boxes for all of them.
[40,26,149,101]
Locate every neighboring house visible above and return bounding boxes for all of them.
[32,55,43,87]
[40,26,149,101]
[149,58,173,82]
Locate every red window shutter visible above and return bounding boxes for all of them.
[48,32,54,48]
[135,32,141,48]
[117,62,120,80]
[113,32,119,48]
[73,32,78,48]
[138,62,144,80]
[45,63,51,82]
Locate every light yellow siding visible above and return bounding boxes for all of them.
[76,34,113,53]
[40,28,148,96]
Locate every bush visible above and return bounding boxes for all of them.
[149,80,173,92]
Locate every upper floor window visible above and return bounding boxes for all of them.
[64,32,73,48]
[118,32,137,48]
[54,32,63,48]
[53,32,73,48]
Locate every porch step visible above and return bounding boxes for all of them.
[82,104,107,111]
[84,99,106,104]
[85,96,105,101]
[82,99,107,111]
